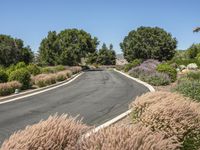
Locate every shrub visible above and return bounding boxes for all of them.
[69,66,82,74]
[15,62,26,70]
[56,72,67,82]
[1,114,89,150]
[142,72,171,86]
[41,67,55,74]
[187,71,200,81]
[124,59,141,72]
[175,80,200,101]
[27,64,41,76]
[54,65,65,72]
[33,74,56,87]
[80,123,180,150]
[130,91,200,149]
[9,68,31,89]
[156,63,177,82]
[0,69,8,83]
[6,64,16,75]
[0,81,22,96]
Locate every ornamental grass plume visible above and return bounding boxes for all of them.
[1,114,90,150]
[79,123,180,150]
[130,91,200,149]
[69,66,82,74]
[0,81,22,96]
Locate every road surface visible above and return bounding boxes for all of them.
[0,70,149,144]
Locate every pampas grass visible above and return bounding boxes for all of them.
[79,123,180,150]
[0,81,22,96]
[1,114,89,150]
[130,91,200,149]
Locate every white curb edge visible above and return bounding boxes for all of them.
[84,69,155,137]
[0,72,84,105]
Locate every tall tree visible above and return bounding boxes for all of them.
[97,43,116,65]
[120,26,177,62]
[38,31,60,66]
[0,34,33,67]
[38,29,99,66]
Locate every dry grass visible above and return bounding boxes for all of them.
[79,123,180,150]
[69,66,82,74]
[1,114,90,150]
[130,91,200,145]
[0,81,22,96]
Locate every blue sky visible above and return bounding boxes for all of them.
[0,0,199,53]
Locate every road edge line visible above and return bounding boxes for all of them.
[84,69,155,137]
[0,72,84,105]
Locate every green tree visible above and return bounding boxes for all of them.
[97,43,116,65]
[38,29,99,66]
[0,35,33,67]
[38,31,60,66]
[187,43,200,59]
[120,26,177,62]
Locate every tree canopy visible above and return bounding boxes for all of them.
[86,43,116,65]
[0,34,33,67]
[38,29,99,66]
[187,43,200,59]
[120,26,177,62]
[97,43,116,65]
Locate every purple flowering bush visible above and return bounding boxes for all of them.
[128,59,171,86]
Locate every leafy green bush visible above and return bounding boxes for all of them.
[124,59,141,72]
[0,69,8,83]
[9,68,31,89]
[142,72,171,86]
[187,71,200,81]
[15,62,26,70]
[27,64,41,76]
[41,67,55,74]
[54,65,65,72]
[156,63,177,82]
[0,81,22,96]
[168,58,200,67]
[175,80,200,101]
[6,64,16,75]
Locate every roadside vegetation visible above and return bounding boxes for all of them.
[0,61,82,96]
[1,25,200,149]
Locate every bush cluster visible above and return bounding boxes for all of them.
[0,81,22,96]
[130,91,200,150]
[41,65,66,74]
[27,64,41,76]
[32,70,73,87]
[1,114,89,150]
[33,74,57,87]
[0,69,8,83]
[123,59,141,72]
[9,68,31,89]
[69,66,82,74]
[128,59,171,86]
[1,114,180,150]
[156,63,177,82]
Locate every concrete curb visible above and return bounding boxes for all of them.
[0,72,84,105]
[84,69,155,137]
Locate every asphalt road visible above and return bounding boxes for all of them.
[0,70,149,144]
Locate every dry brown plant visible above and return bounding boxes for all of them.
[1,114,90,150]
[79,123,180,150]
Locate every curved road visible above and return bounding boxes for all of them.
[0,70,149,144]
